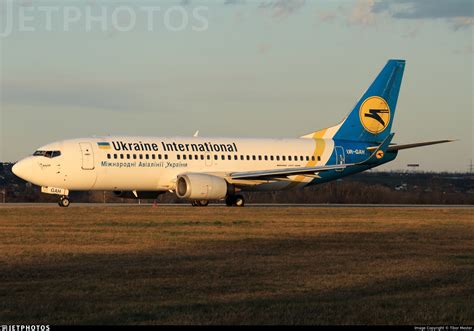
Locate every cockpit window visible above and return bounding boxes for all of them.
[33,150,61,158]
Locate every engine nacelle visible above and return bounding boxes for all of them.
[176,173,231,200]
[113,191,164,199]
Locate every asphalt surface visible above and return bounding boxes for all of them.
[0,203,472,208]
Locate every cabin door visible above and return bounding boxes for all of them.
[79,143,95,170]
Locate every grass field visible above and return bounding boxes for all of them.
[0,205,472,325]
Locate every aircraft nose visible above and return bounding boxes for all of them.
[12,158,34,182]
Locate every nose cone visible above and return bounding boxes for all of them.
[12,158,34,182]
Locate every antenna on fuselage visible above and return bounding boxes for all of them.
[193,130,200,137]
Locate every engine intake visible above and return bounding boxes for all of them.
[176,173,231,200]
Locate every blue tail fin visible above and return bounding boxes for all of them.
[302,59,405,142]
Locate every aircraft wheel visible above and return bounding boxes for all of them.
[58,196,70,208]
[234,195,245,207]
[192,200,209,207]
[225,195,235,207]
[225,195,244,207]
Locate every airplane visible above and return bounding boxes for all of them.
[12,59,454,207]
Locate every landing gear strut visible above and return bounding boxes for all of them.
[191,200,209,207]
[225,195,245,207]
[58,196,70,208]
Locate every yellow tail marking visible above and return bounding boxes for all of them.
[285,137,327,189]
[312,128,328,139]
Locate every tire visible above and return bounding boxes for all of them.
[59,197,70,208]
[199,200,209,207]
[225,196,235,207]
[234,195,245,207]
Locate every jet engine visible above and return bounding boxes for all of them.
[176,173,232,200]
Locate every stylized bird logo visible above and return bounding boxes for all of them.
[365,109,390,126]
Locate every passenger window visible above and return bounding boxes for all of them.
[183,155,187,160]
[276,156,280,161]
[311,156,315,161]
[139,154,143,160]
[288,156,292,161]
[152,154,155,160]
[177,155,181,160]
[318,156,321,161]
[189,155,193,160]
[300,156,304,161]
[146,154,149,160]
[133,154,137,160]
[282,156,286,161]
[114,154,118,159]
[201,155,204,160]
[107,154,111,159]
[264,156,268,161]
[258,156,262,161]
[240,155,244,161]
[120,154,124,159]
[306,156,309,161]
[246,155,250,161]
[234,155,238,160]
[252,155,256,161]
[165,154,168,160]
[158,154,162,160]
[221,155,225,160]
[214,155,218,160]
[195,155,199,160]
[270,156,274,161]
[127,154,131,160]
[228,155,232,160]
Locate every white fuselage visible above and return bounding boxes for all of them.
[13,136,344,193]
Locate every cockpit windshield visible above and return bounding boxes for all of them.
[33,150,61,158]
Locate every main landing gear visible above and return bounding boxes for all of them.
[225,195,245,207]
[190,195,245,207]
[191,200,209,207]
[58,196,70,208]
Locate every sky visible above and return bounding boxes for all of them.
[0,0,472,172]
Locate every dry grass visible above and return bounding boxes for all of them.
[0,205,472,325]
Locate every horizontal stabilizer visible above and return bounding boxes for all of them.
[387,140,455,151]
[367,140,456,152]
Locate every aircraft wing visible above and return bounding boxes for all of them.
[231,134,395,181]
[231,163,350,180]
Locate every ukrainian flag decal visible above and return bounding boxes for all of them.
[97,142,111,150]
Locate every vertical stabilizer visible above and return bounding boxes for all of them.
[301,59,405,142]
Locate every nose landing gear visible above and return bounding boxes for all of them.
[58,196,71,208]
